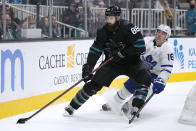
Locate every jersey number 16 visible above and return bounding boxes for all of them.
[168,53,174,61]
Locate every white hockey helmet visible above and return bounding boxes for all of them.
[156,24,171,39]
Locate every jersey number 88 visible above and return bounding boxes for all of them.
[131,26,140,34]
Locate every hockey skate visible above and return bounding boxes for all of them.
[63,105,75,117]
[121,101,139,121]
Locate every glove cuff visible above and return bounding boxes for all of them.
[154,77,165,85]
[117,51,125,58]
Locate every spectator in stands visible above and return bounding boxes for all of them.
[41,16,49,38]
[53,0,66,6]
[5,14,16,39]
[62,2,81,28]
[186,0,196,35]
[61,2,81,37]
[86,1,94,16]
[155,0,174,17]
[52,15,60,38]
[39,16,60,38]
[74,0,83,6]
[15,16,36,39]
[155,0,179,9]
[129,0,157,8]
[94,0,106,8]
[10,8,21,25]
[27,16,36,28]
[0,5,19,39]
[110,0,127,8]
[29,0,47,5]
[6,5,10,14]
[97,10,105,28]
[15,18,28,39]
[155,0,169,9]
[66,0,83,6]
[0,5,20,26]
[8,0,27,4]
[155,0,174,27]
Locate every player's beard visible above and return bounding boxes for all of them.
[105,21,120,32]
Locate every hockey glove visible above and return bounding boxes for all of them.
[152,77,166,94]
[111,51,125,63]
[82,64,93,83]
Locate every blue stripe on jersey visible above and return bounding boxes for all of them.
[90,46,103,53]
[161,69,171,74]
[133,38,145,47]
[135,38,144,42]
[134,45,145,47]
[89,50,99,56]
[161,65,173,67]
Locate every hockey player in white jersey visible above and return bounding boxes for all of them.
[102,24,174,120]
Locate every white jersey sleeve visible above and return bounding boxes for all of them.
[157,41,174,82]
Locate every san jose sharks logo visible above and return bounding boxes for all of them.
[174,39,184,69]
[142,55,157,70]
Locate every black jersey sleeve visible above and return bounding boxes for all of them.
[122,24,146,56]
[86,29,104,69]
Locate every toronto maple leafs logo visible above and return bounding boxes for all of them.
[174,39,184,69]
[142,55,157,70]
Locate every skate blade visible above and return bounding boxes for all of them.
[62,112,73,117]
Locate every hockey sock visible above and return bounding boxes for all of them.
[132,85,148,108]
[70,88,90,110]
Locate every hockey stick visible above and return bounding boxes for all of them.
[129,92,155,124]
[16,57,113,124]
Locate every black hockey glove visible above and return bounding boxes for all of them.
[111,51,126,63]
[105,39,126,62]
[82,64,93,83]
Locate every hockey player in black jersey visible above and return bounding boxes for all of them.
[64,5,151,117]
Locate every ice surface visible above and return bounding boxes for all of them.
[0,81,196,131]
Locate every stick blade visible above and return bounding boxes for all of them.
[17,118,29,124]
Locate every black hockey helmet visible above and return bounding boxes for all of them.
[105,5,121,16]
